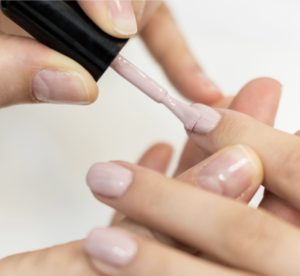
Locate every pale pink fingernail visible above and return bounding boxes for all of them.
[109,0,137,36]
[86,162,132,198]
[190,103,222,134]
[85,227,137,267]
[32,70,89,104]
[196,145,259,198]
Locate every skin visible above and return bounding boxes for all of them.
[0,77,283,274]
[84,79,300,275]
[0,1,222,107]
[1,0,298,274]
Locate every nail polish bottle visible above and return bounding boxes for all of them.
[1,0,128,80]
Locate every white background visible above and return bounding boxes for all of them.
[1,0,300,257]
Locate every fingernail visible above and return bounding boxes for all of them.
[87,162,133,198]
[190,103,222,134]
[85,227,137,268]
[109,0,137,36]
[196,145,259,198]
[32,70,89,104]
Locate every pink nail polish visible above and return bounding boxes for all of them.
[32,70,89,104]
[190,103,222,134]
[85,227,137,267]
[86,162,132,198]
[109,0,137,35]
[196,146,254,198]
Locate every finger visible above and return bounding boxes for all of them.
[259,131,300,226]
[0,11,29,36]
[116,145,263,251]
[78,0,138,38]
[260,192,300,227]
[175,77,281,175]
[141,4,223,104]
[175,138,208,176]
[187,78,300,210]
[85,227,251,276]
[0,241,99,275]
[0,35,98,107]
[229,78,281,126]
[177,145,263,202]
[86,162,300,275]
[137,143,173,173]
[111,143,172,224]
[112,144,260,225]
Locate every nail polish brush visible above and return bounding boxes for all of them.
[1,0,220,134]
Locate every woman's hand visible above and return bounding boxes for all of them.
[0,1,222,108]
[84,78,300,275]
[78,0,222,103]
[0,139,262,275]
[0,78,283,274]
[84,149,300,276]
[176,77,300,227]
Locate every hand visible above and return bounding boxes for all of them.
[0,141,257,275]
[176,78,300,227]
[84,78,300,275]
[78,0,222,103]
[85,156,300,275]
[0,78,280,274]
[0,1,222,107]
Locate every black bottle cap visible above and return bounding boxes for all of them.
[1,0,128,80]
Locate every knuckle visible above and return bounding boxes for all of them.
[221,209,279,260]
[130,170,168,221]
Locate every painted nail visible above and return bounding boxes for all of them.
[190,103,222,134]
[32,70,89,104]
[86,162,133,198]
[85,227,137,267]
[196,145,259,198]
[109,0,137,36]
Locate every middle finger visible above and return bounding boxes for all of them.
[87,161,300,275]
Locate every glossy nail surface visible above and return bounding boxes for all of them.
[109,0,137,35]
[195,146,260,198]
[32,70,88,104]
[190,103,222,134]
[87,162,132,198]
[85,227,137,267]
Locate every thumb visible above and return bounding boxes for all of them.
[0,35,98,107]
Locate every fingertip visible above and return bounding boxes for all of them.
[241,77,282,92]
[138,143,173,173]
[235,144,264,201]
[165,59,223,104]
[230,77,282,125]
[85,227,137,275]
[79,0,137,39]
[179,144,263,201]
[0,35,99,106]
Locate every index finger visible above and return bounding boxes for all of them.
[188,78,300,210]
[141,4,223,104]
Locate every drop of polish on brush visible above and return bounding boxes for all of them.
[111,55,205,132]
